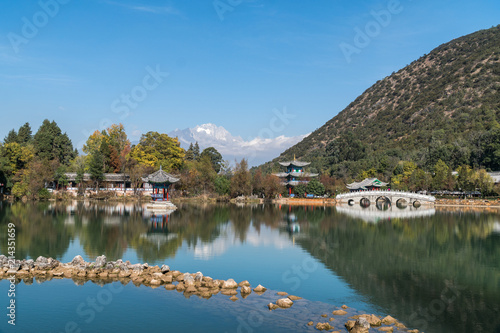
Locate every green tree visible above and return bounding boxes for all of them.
[200,147,223,173]
[214,175,231,196]
[129,132,185,171]
[88,151,105,191]
[432,159,452,190]
[306,179,325,196]
[294,184,307,197]
[230,159,251,197]
[185,143,195,161]
[4,129,18,144]
[33,119,74,165]
[193,142,200,161]
[17,122,32,145]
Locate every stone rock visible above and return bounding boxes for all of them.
[184,274,195,286]
[164,275,173,283]
[176,283,186,291]
[238,280,250,287]
[71,255,85,266]
[229,296,238,302]
[164,284,176,290]
[36,256,48,264]
[358,314,381,326]
[253,284,267,292]
[332,310,348,316]
[378,327,393,332]
[194,271,203,282]
[276,298,293,308]
[346,318,370,333]
[342,305,349,309]
[316,322,334,331]
[307,321,314,326]
[321,314,328,317]
[185,285,197,293]
[95,255,107,268]
[240,286,252,295]
[222,278,238,289]
[267,303,279,310]
[329,318,335,322]
[277,291,288,296]
[381,316,397,325]
[288,295,302,301]
[161,265,170,273]
[119,270,131,278]
[149,279,162,285]
[407,330,419,333]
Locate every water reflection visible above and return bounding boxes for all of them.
[336,204,435,224]
[0,201,499,333]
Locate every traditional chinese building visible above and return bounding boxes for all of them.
[346,178,388,192]
[142,166,179,202]
[274,158,318,196]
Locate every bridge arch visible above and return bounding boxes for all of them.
[360,198,370,207]
[396,198,408,209]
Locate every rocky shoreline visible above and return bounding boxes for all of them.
[1,255,421,332]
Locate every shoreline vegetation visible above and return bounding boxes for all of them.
[3,120,500,207]
[3,192,500,209]
[0,255,419,333]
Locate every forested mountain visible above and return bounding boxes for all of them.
[261,25,500,181]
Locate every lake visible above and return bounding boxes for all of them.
[0,201,499,332]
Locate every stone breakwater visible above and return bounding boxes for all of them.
[0,255,420,332]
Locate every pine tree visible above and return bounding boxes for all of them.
[185,143,195,161]
[193,142,200,161]
[89,151,104,192]
[17,122,32,144]
[4,130,17,144]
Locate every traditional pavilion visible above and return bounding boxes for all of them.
[142,166,179,202]
[274,157,318,196]
[346,178,388,192]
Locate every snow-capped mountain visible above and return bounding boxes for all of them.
[168,123,309,166]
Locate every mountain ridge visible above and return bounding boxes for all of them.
[259,25,500,176]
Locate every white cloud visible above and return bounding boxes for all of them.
[169,123,308,166]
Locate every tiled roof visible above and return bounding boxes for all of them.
[346,178,388,190]
[143,168,179,184]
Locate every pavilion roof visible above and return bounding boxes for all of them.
[143,167,180,184]
[346,178,388,190]
[279,161,311,167]
[273,172,318,178]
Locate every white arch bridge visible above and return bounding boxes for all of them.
[336,190,436,208]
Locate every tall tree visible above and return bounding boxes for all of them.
[185,143,195,161]
[17,122,32,145]
[200,147,223,173]
[88,151,104,192]
[4,130,18,144]
[230,159,251,197]
[129,132,185,171]
[33,119,74,165]
[193,142,200,161]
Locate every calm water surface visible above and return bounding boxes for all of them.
[0,201,499,333]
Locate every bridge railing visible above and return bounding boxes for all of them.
[336,190,436,202]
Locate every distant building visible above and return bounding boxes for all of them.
[346,178,388,191]
[274,158,318,196]
[64,173,131,189]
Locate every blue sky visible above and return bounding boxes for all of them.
[0,0,499,152]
